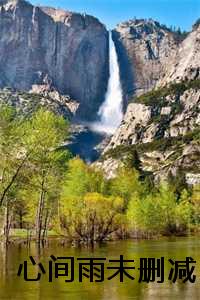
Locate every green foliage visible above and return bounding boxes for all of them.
[134,79,200,107]
[62,158,107,202]
[0,104,26,207]
[59,161,147,242]
[0,104,199,243]
[176,189,192,231]
[103,127,200,162]
[127,183,193,237]
[127,193,163,234]
[109,167,142,209]
[0,105,70,241]
[61,192,124,242]
[191,185,200,225]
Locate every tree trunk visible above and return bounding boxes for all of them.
[4,201,12,244]
[42,208,49,242]
[19,210,23,229]
[36,182,45,244]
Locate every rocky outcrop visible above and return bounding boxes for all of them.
[106,85,200,150]
[0,0,109,120]
[30,84,79,115]
[101,80,200,182]
[0,87,74,118]
[158,24,200,85]
[100,130,200,182]
[186,173,200,186]
[107,103,152,148]
[113,19,179,103]
[95,157,121,179]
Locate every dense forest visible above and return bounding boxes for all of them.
[0,104,199,245]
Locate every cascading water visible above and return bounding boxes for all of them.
[92,31,123,135]
[69,31,124,162]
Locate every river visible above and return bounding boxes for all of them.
[0,237,200,299]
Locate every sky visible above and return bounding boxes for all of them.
[31,0,200,31]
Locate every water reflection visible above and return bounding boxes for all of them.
[0,237,199,300]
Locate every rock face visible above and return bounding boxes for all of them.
[0,0,199,183]
[100,22,200,183]
[0,0,109,120]
[108,103,152,148]
[113,19,179,103]
[0,87,74,118]
[30,84,79,116]
[102,81,200,182]
[106,87,200,150]
[158,24,200,85]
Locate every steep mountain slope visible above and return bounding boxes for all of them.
[106,81,200,149]
[100,24,200,184]
[158,22,200,85]
[0,0,109,119]
[0,0,199,183]
[113,19,180,104]
[101,80,200,182]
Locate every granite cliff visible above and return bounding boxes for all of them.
[100,80,200,184]
[158,21,200,85]
[0,0,199,184]
[112,19,180,105]
[100,23,200,185]
[0,86,77,118]
[0,0,109,119]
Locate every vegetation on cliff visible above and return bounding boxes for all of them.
[102,78,200,182]
[134,79,200,107]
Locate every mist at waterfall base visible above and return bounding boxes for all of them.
[68,32,123,163]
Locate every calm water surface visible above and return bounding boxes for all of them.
[0,237,200,300]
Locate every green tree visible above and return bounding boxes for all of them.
[0,105,27,207]
[62,158,107,202]
[0,105,29,242]
[191,185,200,226]
[175,189,192,233]
[22,109,70,243]
[109,167,142,210]
[61,192,124,244]
[127,192,163,238]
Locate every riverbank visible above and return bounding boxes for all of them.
[1,228,200,246]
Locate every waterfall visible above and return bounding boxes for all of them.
[32,6,36,25]
[92,31,123,135]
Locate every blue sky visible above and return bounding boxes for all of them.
[32,0,199,31]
